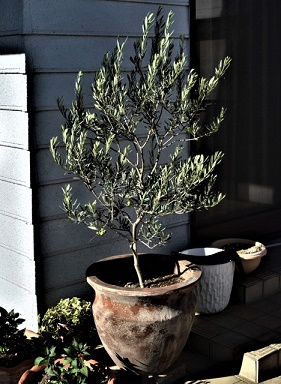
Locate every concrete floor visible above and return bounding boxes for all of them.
[106,243,281,383]
[155,242,281,384]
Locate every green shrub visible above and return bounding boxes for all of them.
[35,338,110,384]
[0,307,39,367]
[39,298,98,353]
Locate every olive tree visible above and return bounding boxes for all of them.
[50,8,231,288]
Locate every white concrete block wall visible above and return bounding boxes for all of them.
[0,110,29,149]
[0,53,37,330]
[0,0,191,310]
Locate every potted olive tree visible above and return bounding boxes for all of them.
[50,8,231,376]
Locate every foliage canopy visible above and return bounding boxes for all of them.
[50,8,231,287]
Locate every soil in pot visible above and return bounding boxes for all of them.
[222,242,265,254]
[88,253,186,289]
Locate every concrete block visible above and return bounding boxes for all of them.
[0,146,30,186]
[236,277,263,304]
[0,110,29,150]
[211,330,251,362]
[264,275,280,297]
[0,247,35,291]
[0,54,25,73]
[239,345,279,382]
[0,73,27,111]
[256,271,280,297]
[271,344,281,369]
[0,180,32,222]
[0,278,38,331]
[0,214,34,256]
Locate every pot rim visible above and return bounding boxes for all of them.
[180,247,223,256]
[86,253,201,297]
[211,238,267,259]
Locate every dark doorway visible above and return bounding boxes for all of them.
[192,0,281,244]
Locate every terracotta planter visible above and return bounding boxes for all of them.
[0,359,34,384]
[18,363,45,384]
[211,238,267,274]
[86,253,201,375]
[180,248,235,314]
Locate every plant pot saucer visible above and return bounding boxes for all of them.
[211,238,267,274]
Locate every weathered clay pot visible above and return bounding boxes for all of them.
[86,253,201,375]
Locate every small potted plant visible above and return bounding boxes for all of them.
[38,297,99,354]
[50,8,231,375]
[33,339,113,384]
[19,298,114,384]
[0,307,40,384]
[211,238,267,274]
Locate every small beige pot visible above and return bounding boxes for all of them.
[211,238,267,274]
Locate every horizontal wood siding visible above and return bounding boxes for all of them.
[0,0,191,308]
[22,0,189,37]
